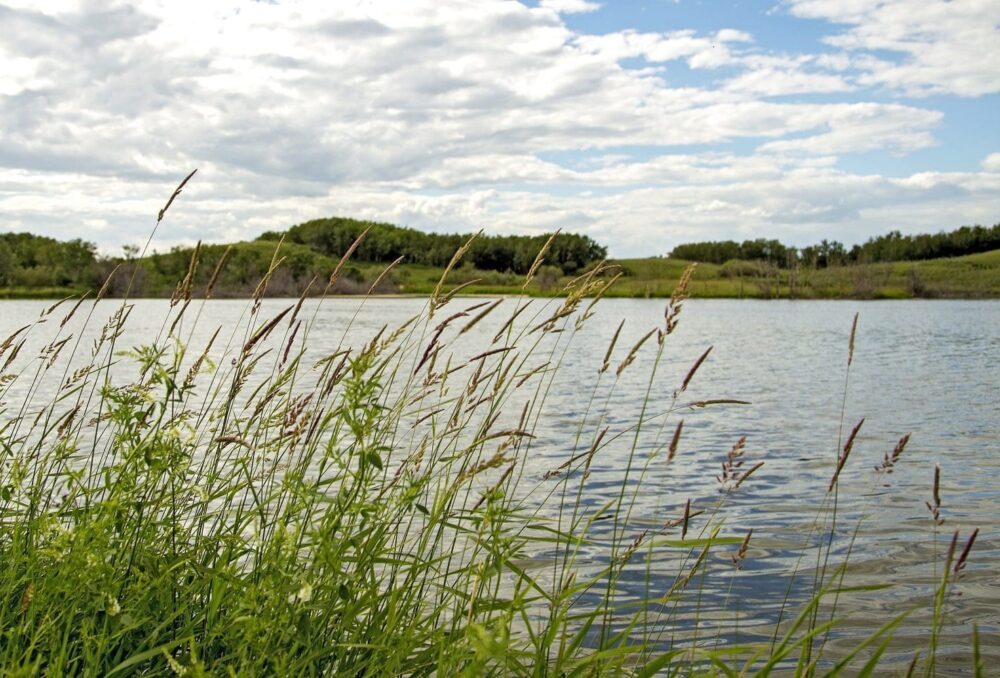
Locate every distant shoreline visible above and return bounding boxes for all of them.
[1,247,998,301]
[2,290,998,302]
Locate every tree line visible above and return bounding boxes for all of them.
[0,233,98,289]
[669,223,1000,268]
[259,217,607,275]
[2,218,998,296]
[0,217,608,296]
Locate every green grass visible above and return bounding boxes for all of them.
[609,251,1000,299]
[0,286,88,299]
[309,248,1000,299]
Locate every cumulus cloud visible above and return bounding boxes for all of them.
[0,0,995,256]
[786,0,1000,96]
[540,0,601,13]
[757,103,942,155]
[722,55,854,95]
[574,28,752,69]
[982,153,1000,172]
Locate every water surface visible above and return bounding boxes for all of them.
[2,297,996,672]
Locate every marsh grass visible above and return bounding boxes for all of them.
[0,176,983,675]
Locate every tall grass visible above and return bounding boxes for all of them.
[0,177,983,675]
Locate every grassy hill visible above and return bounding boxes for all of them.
[1,234,999,300]
[596,250,1000,299]
[333,249,1000,299]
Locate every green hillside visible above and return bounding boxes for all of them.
[608,250,1000,299]
[1,219,999,299]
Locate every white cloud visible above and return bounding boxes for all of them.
[723,55,854,95]
[982,153,1000,172]
[786,0,1000,96]
[539,0,600,13]
[758,103,942,155]
[575,28,754,69]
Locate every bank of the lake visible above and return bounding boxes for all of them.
[3,248,999,300]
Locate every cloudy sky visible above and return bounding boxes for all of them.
[1,0,998,256]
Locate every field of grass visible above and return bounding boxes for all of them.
[0,285,87,299]
[314,248,1000,300]
[607,251,1000,299]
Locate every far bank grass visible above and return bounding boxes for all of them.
[608,249,1000,299]
[384,249,1000,299]
[2,249,999,300]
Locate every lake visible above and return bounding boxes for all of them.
[2,297,996,672]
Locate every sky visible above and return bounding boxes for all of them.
[0,0,998,257]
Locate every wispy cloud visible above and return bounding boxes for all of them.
[786,0,1000,96]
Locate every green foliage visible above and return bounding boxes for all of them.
[670,238,798,268]
[5,220,1000,300]
[614,250,1000,299]
[850,224,1000,263]
[669,223,1000,269]
[0,232,98,289]
[270,216,607,275]
[718,259,778,279]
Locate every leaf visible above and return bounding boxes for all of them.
[650,536,743,548]
[825,610,911,675]
[688,398,752,408]
[107,637,191,676]
[856,634,894,678]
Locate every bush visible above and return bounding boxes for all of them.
[718,258,777,278]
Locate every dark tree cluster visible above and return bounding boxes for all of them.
[259,217,607,275]
[669,239,799,267]
[669,223,1000,268]
[848,224,1000,263]
[110,241,341,298]
[0,232,98,288]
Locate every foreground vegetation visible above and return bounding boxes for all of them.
[0,176,987,674]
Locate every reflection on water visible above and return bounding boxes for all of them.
[2,297,997,671]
